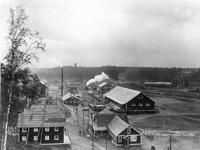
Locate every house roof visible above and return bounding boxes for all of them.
[62,93,73,100]
[108,115,129,136]
[62,93,82,101]
[94,107,128,127]
[17,104,66,128]
[98,82,109,87]
[39,79,48,85]
[103,86,140,105]
[98,107,113,114]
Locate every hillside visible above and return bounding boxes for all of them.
[31,66,200,87]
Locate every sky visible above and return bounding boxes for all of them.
[1,0,200,68]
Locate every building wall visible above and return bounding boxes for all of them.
[122,93,155,111]
[19,126,64,144]
[64,97,80,106]
[109,127,141,146]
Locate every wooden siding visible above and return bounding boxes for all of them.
[109,126,141,146]
[64,97,81,106]
[122,93,155,111]
[19,127,64,144]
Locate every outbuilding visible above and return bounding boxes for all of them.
[62,92,82,106]
[97,82,112,95]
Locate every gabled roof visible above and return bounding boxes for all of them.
[39,79,48,86]
[98,82,110,87]
[98,107,113,114]
[62,93,73,100]
[94,107,128,127]
[103,86,140,105]
[108,115,129,136]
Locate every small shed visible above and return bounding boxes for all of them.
[38,79,48,97]
[97,82,112,95]
[62,93,82,106]
[108,115,141,146]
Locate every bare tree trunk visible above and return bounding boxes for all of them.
[2,81,13,150]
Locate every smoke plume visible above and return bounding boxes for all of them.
[86,72,109,86]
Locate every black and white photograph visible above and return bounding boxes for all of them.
[1,0,200,150]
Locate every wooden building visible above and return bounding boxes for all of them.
[144,81,172,88]
[17,104,70,145]
[108,115,141,146]
[89,107,128,137]
[62,92,82,106]
[38,79,48,97]
[104,86,155,114]
[97,82,112,95]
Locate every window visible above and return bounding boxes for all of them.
[45,127,49,132]
[146,103,150,106]
[131,135,137,142]
[54,127,59,131]
[138,103,143,107]
[45,136,49,141]
[22,136,27,141]
[127,127,131,134]
[118,136,122,142]
[33,136,38,141]
[22,128,27,132]
[138,94,143,99]
[33,128,38,132]
[54,135,59,140]
[131,103,136,107]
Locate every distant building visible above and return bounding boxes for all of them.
[66,82,81,93]
[17,104,70,145]
[62,92,82,106]
[38,79,48,97]
[89,107,128,137]
[104,86,155,114]
[144,82,172,88]
[97,82,112,95]
[108,116,141,146]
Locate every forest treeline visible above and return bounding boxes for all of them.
[33,66,200,83]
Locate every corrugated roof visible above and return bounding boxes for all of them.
[103,86,140,105]
[108,115,129,136]
[17,105,65,128]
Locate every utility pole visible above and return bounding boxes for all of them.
[169,135,172,150]
[76,106,79,126]
[106,135,107,150]
[91,112,94,150]
[82,106,84,136]
[61,67,64,97]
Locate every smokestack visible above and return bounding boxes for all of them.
[61,67,64,97]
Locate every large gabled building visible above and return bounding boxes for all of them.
[104,86,155,114]
[17,104,70,145]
